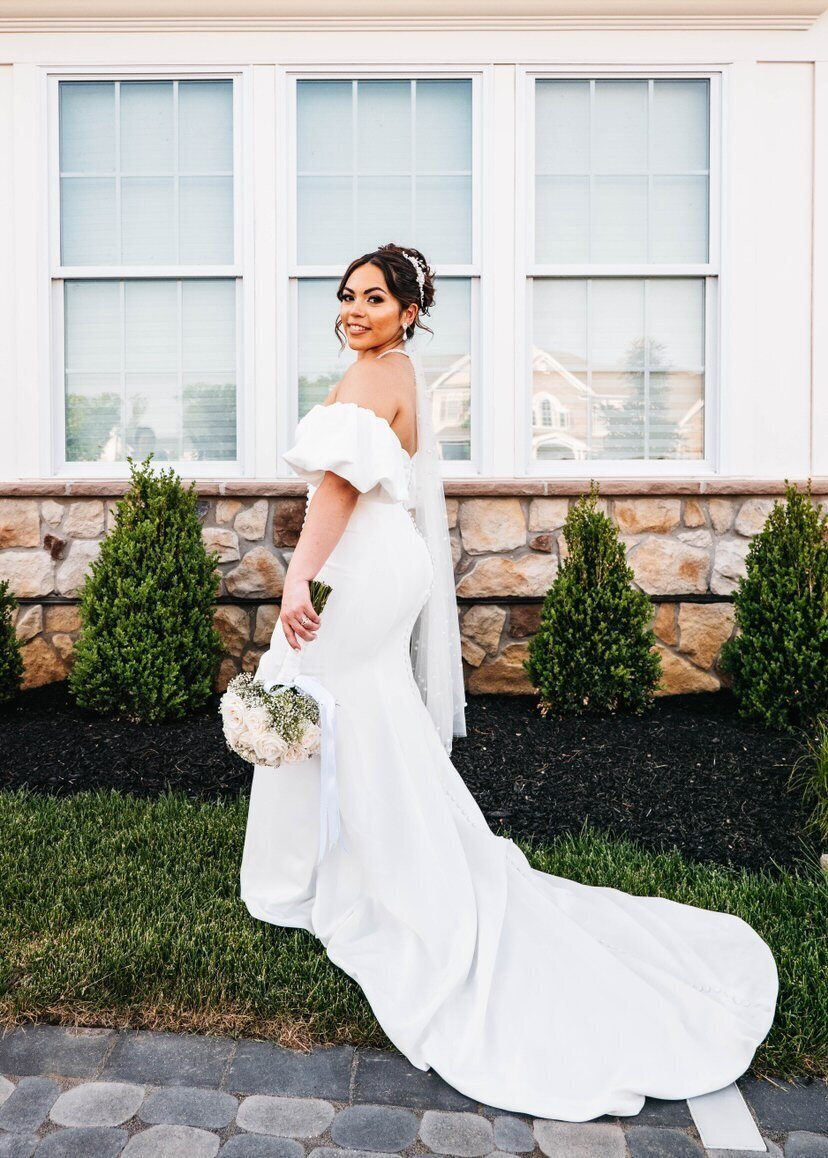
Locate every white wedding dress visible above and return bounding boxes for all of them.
[239,352,779,1123]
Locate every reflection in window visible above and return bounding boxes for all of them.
[531,278,704,462]
[531,77,711,465]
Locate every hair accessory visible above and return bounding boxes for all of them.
[400,250,426,307]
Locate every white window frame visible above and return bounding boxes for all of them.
[45,64,254,479]
[516,64,724,478]
[279,64,489,479]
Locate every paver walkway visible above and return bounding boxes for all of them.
[0,1024,824,1157]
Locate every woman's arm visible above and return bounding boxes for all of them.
[280,472,360,650]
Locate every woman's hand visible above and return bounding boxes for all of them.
[280,577,322,651]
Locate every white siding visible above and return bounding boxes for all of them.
[0,22,827,481]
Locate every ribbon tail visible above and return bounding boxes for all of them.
[293,674,345,864]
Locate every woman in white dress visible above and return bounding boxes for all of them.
[240,242,779,1122]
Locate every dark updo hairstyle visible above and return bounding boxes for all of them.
[334,242,435,352]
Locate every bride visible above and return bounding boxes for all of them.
[239,242,779,1122]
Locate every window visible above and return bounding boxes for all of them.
[527,76,715,468]
[56,77,240,470]
[292,76,477,465]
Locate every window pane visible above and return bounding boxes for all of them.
[179,176,235,264]
[425,277,472,461]
[653,79,709,172]
[179,80,234,173]
[416,80,472,171]
[61,178,118,266]
[297,79,352,174]
[356,176,413,254]
[535,77,709,264]
[418,175,473,264]
[531,277,704,462]
[651,175,708,263]
[296,78,472,265]
[592,80,649,174]
[357,80,411,173]
[592,176,648,263]
[121,177,177,264]
[64,278,237,463]
[59,78,234,266]
[535,176,589,264]
[297,176,354,265]
[60,81,116,174]
[296,276,472,461]
[535,79,589,174]
[120,81,174,175]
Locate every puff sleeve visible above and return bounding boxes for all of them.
[283,403,411,503]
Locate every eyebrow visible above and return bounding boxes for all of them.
[343,285,386,294]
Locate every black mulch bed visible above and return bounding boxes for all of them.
[0,680,822,879]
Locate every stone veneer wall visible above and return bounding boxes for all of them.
[1,479,826,698]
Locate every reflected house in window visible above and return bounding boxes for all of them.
[530,346,588,461]
[530,314,705,464]
[428,352,471,462]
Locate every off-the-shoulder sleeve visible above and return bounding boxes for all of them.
[283,402,409,502]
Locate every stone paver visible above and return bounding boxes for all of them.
[236,1095,335,1138]
[0,1078,59,1134]
[227,1042,351,1101]
[35,1125,129,1156]
[219,1136,304,1157]
[785,1134,828,1157]
[0,1136,38,1158]
[49,1081,145,1127]
[534,1119,627,1157]
[100,1030,232,1088]
[419,1109,494,1156]
[627,1096,694,1127]
[0,1026,823,1158]
[307,1151,399,1158]
[121,1123,220,1157]
[352,1048,477,1111]
[739,1077,828,1133]
[138,1085,238,1129]
[0,1026,113,1080]
[625,1124,705,1156]
[493,1113,535,1152]
[330,1103,420,1151]
[707,1139,783,1158]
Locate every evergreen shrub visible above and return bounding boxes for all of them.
[524,482,662,717]
[68,454,224,723]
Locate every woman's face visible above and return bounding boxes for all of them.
[340,262,416,351]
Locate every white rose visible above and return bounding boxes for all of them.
[255,731,289,767]
[222,716,246,747]
[283,739,310,764]
[243,703,272,735]
[221,692,245,730]
[303,721,322,754]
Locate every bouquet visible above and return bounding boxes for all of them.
[219,579,333,768]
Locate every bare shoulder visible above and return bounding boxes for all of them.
[328,352,416,426]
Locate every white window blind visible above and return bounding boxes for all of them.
[293,77,476,463]
[530,77,712,465]
[58,78,239,467]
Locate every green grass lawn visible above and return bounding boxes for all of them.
[0,785,825,1080]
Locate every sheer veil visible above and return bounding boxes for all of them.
[404,328,468,754]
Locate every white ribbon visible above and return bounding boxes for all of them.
[260,646,347,864]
